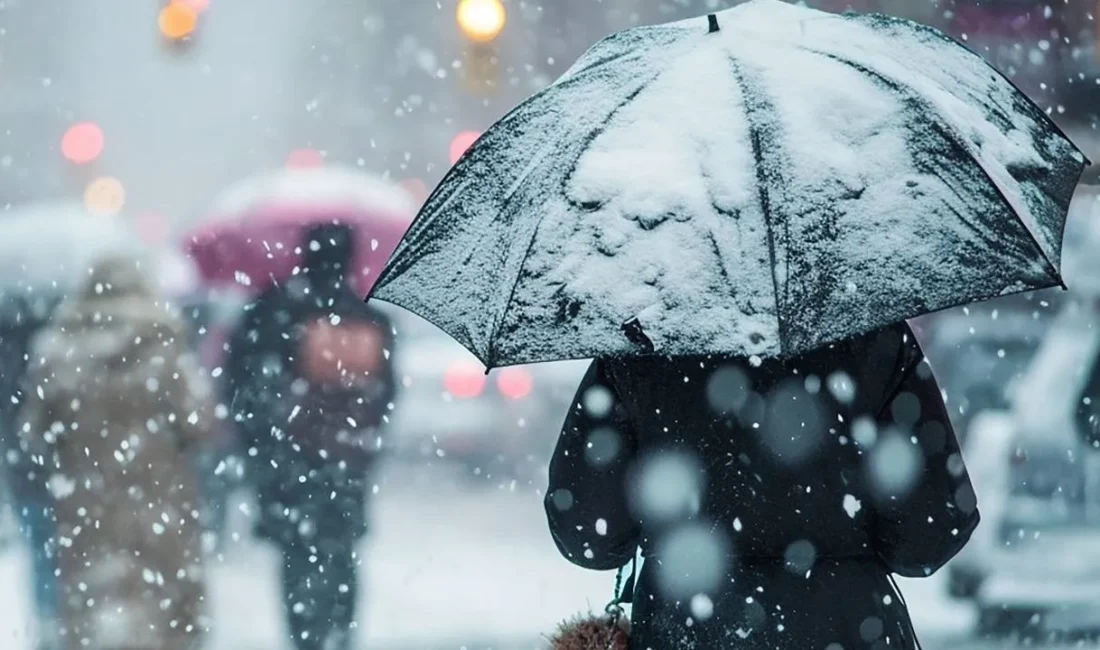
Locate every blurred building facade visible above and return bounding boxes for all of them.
[0,0,1097,226]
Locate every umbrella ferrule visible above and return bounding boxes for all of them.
[707,14,720,33]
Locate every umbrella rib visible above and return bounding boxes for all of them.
[558,40,653,83]
[848,13,1090,167]
[480,141,559,365]
[805,49,1064,287]
[726,54,789,355]
[483,80,658,367]
[374,50,669,300]
[553,26,692,90]
[474,49,660,139]
[380,178,471,281]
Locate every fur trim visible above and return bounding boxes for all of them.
[548,612,630,650]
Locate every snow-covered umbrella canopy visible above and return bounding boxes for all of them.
[0,201,197,299]
[206,166,415,224]
[371,0,1086,368]
[186,166,415,293]
[0,201,141,295]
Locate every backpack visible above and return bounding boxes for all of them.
[286,316,388,465]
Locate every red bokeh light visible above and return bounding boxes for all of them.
[496,367,533,400]
[444,362,487,399]
[61,122,104,165]
[286,148,325,169]
[179,0,210,13]
[449,130,481,165]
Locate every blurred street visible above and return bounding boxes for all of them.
[1,2,1100,649]
[0,460,977,650]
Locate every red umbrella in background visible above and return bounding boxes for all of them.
[185,166,416,296]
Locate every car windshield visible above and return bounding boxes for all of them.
[952,340,1039,387]
[392,312,447,344]
[936,337,1043,421]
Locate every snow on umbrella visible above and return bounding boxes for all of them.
[185,166,416,295]
[0,201,144,296]
[370,0,1086,368]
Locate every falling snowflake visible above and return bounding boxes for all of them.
[843,494,862,518]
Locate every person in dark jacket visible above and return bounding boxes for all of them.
[0,292,60,646]
[226,222,396,650]
[546,321,979,650]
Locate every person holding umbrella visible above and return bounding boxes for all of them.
[187,168,412,650]
[19,253,214,650]
[545,323,974,649]
[0,201,196,649]
[0,291,58,648]
[225,223,395,650]
[367,2,1086,648]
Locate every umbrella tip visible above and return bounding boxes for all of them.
[707,14,720,33]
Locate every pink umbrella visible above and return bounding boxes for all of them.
[185,167,417,296]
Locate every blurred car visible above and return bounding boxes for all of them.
[923,305,1048,445]
[948,298,1100,639]
[386,309,587,480]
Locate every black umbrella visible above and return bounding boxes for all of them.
[370,0,1086,368]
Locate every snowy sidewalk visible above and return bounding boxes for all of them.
[207,479,614,648]
[0,462,973,649]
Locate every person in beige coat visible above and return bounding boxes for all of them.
[19,254,213,650]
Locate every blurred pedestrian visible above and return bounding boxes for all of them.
[546,322,980,650]
[0,292,60,645]
[19,254,213,650]
[226,222,396,650]
[179,294,243,552]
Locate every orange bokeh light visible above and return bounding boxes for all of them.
[61,122,104,165]
[159,2,198,40]
[286,148,325,169]
[449,130,481,165]
[457,0,507,44]
[84,177,126,217]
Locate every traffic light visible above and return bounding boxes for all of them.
[456,0,506,44]
[158,1,202,42]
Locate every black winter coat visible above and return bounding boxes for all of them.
[546,322,978,650]
[226,225,396,545]
[0,293,58,502]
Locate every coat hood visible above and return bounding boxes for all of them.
[301,222,356,293]
[32,255,185,377]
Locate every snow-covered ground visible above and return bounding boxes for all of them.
[0,461,973,649]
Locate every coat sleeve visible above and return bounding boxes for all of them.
[224,298,287,444]
[365,308,397,424]
[167,346,216,451]
[545,359,640,571]
[16,357,62,479]
[869,349,981,578]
